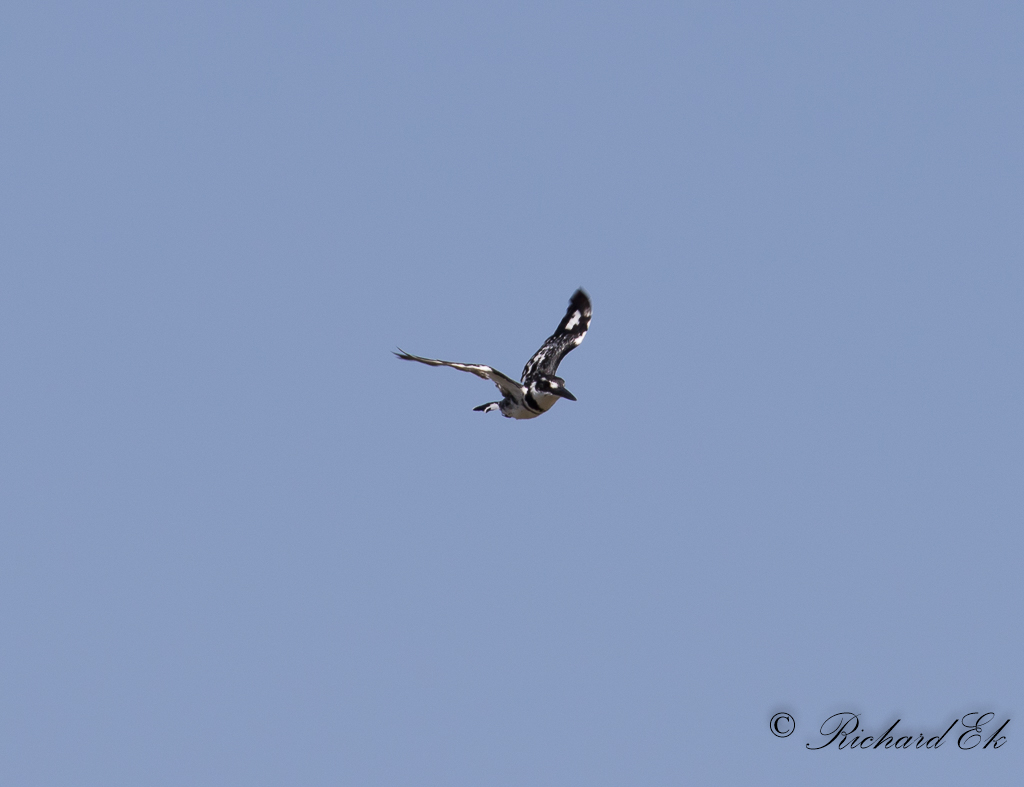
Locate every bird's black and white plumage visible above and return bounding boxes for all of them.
[395,288,592,419]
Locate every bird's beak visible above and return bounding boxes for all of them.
[556,387,577,401]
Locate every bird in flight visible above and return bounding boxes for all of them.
[395,288,592,419]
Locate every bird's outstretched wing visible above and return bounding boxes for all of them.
[521,288,592,381]
[394,349,524,399]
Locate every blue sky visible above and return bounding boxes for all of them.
[2,2,1021,784]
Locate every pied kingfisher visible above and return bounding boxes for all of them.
[395,288,592,419]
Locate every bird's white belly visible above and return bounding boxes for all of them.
[529,391,560,413]
[507,407,542,419]
[503,392,558,419]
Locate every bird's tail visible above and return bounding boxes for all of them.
[473,402,500,413]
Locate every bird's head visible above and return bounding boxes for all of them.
[534,376,576,401]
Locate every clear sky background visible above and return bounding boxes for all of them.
[2,2,1021,785]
